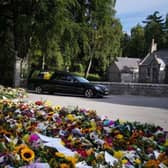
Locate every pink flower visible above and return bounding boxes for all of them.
[29,134,40,143]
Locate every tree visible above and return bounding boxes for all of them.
[143,11,165,51]
[0,0,122,85]
[129,24,146,58]
[162,13,168,48]
[0,0,37,86]
[121,33,131,57]
[68,0,122,78]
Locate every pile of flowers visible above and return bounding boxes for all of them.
[0,85,27,99]
[0,99,168,168]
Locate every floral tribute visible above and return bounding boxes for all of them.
[0,98,168,168]
[0,85,27,99]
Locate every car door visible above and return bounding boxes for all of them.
[48,74,68,93]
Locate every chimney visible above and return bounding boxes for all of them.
[150,38,157,53]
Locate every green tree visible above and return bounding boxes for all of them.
[68,0,122,78]
[143,11,165,51]
[29,0,75,70]
[0,0,37,86]
[162,13,168,48]
[121,33,131,57]
[0,0,122,85]
[129,24,146,58]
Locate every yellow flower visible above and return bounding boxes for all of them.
[122,159,128,164]
[115,134,124,139]
[67,135,73,141]
[48,111,54,116]
[164,140,168,147]
[16,123,23,130]
[60,163,70,168]
[66,114,75,121]
[23,134,30,143]
[90,120,96,131]
[55,152,65,158]
[44,100,52,106]
[54,105,62,111]
[113,150,124,159]
[134,158,141,164]
[21,147,35,162]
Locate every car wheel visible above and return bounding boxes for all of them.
[35,86,42,94]
[84,89,94,98]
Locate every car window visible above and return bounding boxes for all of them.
[74,76,89,83]
[52,74,73,82]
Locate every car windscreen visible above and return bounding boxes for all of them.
[74,76,90,83]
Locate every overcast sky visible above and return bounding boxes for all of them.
[115,0,168,34]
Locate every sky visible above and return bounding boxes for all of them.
[115,0,168,34]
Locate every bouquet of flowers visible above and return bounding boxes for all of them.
[0,85,27,99]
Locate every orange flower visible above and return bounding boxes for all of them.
[65,156,78,165]
[60,163,70,168]
[86,148,94,156]
[103,143,112,150]
[144,160,159,168]
[15,144,28,153]
[157,152,168,165]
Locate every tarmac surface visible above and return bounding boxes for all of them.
[26,93,168,131]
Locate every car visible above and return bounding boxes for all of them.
[27,70,109,98]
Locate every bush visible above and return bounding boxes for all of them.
[72,72,102,81]
[71,63,84,73]
[72,72,83,77]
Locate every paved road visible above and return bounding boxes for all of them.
[26,93,168,131]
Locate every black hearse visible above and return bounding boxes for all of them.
[27,70,109,98]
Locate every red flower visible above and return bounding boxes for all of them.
[35,101,43,106]
[20,104,28,110]
[76,149,87,158]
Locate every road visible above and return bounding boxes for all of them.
[26,93,168,131]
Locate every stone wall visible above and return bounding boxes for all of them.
[93,82,168,97]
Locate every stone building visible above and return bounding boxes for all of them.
[139,49,168,83]
[107,57,140,82]
[139,39,168,83]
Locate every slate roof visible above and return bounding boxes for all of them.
[115,57,140,72]
[140,49,168,66]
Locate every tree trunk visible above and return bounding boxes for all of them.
[85,56,93,79]
[13,55,21,87]
[12,0,21,87]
